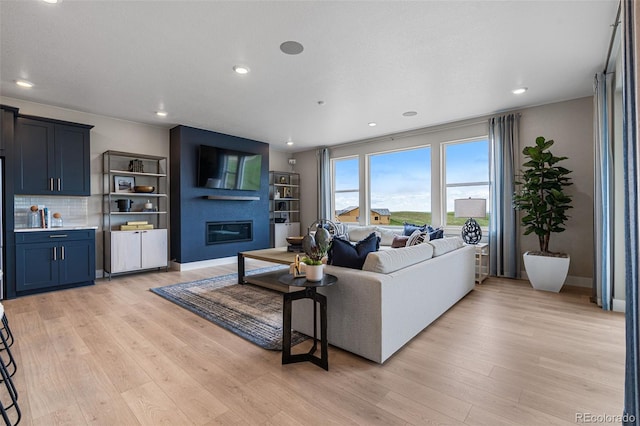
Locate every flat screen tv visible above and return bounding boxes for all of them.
[197,145,262,191]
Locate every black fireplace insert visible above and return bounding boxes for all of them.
[206,221,253,245]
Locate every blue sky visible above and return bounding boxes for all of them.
[335,140,489,213]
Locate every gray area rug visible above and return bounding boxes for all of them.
[150,267,308,350]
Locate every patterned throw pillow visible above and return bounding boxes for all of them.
[407,229,429,246]
[333,222,349,240]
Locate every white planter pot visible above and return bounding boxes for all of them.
[305,264,324,282]
[523,252,570,292]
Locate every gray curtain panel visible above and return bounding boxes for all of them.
[593,72,614,310]
[622,1,639,424]
[317,147,331,221]
[488,114,519,278]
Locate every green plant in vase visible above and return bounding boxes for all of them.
[513,136,573,292]
[301,227,331,265]
[300,227,331,281]
[513,136,573,254]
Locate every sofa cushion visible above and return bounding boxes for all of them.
[375,227,399,246]
[428,236,464,256]
[391,235,409,248]
[329,233,380,269]
[347,226,379,242]
[362,242,434,274]
[347,225,398,246]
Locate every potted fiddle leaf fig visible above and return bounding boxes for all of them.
[301,227,331,281]
[513,136,573,292]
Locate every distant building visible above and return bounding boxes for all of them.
[335,207,390,225]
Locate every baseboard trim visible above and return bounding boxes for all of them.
[564,275,592,288]
[612,298,626,313]
[520,271,592,288]
[170,256,236,271]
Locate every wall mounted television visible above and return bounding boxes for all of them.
[197,145,262,191]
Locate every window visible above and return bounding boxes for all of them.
[443,139,489,227]
[333,157,359,222]
[369,147,431,226]
[329,132,487,230]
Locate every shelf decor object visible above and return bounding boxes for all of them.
[454,198,486,244]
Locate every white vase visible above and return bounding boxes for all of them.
[523,252,570,292]
[305,264,324,282]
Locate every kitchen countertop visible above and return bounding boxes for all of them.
[15,226,98,233]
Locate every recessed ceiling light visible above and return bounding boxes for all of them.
[317,100,325,106]
[286,140,294,146]
[280,41,304,55]
[156,111,168,117]
[368,122,377,127]
[233,65,250,75]
[512,87,528,95]
[402,111,418,117]
[42,0,60,3]
[16,80,34,88]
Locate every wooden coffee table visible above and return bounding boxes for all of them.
[237,247,299,292]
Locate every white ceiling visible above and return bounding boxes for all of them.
[0,0,619,151]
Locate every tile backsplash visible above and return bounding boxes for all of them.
[14,196,88,229]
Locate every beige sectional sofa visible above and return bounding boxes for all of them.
[291,233,475,363]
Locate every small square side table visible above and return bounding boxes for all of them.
[473,243,489,283]
[279,273,337,371]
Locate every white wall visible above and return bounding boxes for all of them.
[295,97,595,284]
[1,96,169,272]
[268,148,292,173]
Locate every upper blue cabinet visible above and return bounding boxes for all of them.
[14,115,93,196]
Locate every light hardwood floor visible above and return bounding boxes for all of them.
[2,261,626,425]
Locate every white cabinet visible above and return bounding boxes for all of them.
[106,229,168,274]
[273,222,301,247]
[141,229,168,269]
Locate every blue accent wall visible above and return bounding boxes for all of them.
[170,125,270,263]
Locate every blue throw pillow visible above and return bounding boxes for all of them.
[428,227,444,240]
[403,222,427,236]
[328,232,380,269]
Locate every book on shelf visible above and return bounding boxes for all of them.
[120,224,154,230]
[126,221,148,225]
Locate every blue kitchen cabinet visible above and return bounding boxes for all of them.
[15,230,95,294]
[14,116,92,195]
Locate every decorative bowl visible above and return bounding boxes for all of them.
[286,236,304,246]
[133,185,155,193]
